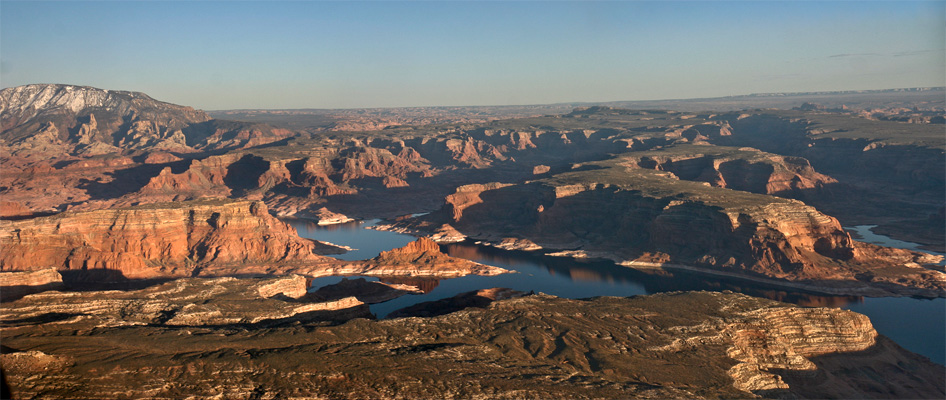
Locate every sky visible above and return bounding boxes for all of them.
[1,1,943,110]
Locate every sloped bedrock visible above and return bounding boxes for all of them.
[715,114,944,246]
[74,152,299,202]
[329,145,432,182]
[822,143,944,191]
[622,144,843,208]
[450,181,870,279]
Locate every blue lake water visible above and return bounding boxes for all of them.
[288,219,416,261]
[287,219,946,365]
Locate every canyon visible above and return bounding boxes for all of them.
[1,84,944,398]
[385,156,943,297]
[0,200,504,297]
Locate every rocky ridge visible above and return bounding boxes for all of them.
[2,96,941,297]
[0,208,507,292]
[714,111,945,250]
[0,84,295,159]
[1,290,941,399]
[309,277,425,304]
[0,200,338,280]
[387,159,944,297]
[311,237,509,278]
[1,87,944,398]
[1,84,210,156]
[622,144,839,199]
[0,274,369,328]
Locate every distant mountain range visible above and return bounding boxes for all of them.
[0,84,292,157]
[2,83,943,159]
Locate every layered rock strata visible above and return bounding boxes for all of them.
[0,200,338,280]
[713,111,945,248]
[311,238,509,278]
[1,291,941,399]
[392,160,944,297]
[310,207,355,225]
[0,274,369,328]
[0,268,64,301]
[622,144,838,199]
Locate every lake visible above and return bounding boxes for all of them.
[286,219,946,365]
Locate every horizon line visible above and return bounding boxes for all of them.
[3,83,944,112]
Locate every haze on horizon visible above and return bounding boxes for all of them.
[1,1,943,110]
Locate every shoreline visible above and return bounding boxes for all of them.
[371,221,945,299]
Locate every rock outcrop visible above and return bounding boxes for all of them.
[443,182,514,221]
[395,160,944,297]
[0,274,368,328]
[2,291,941,399]
[0,200,33,219]
[136,155,235,200]
[623,144,839,200]
[309,277,424,304]
[310,207,354,225]
[713,111,945,248]
[0,268,64,301]
[0,200,337,280]
[314,238,509,278]
[1,85,943,399]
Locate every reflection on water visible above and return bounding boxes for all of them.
[847,225,934,253]
[379,277,440,293]
[847,225,946,267]
[287,219,945,365]
[441,243,863,308]
[287,218,416,260]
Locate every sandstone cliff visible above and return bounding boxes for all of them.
[712,111,946,250]
[0,268,63,301]
[0,200,336,280]
[312,237,509,278]
[310,207,354,225]
[398,160,944,297]
[2,90,941,296]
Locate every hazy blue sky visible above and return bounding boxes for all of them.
[2,1,943,109]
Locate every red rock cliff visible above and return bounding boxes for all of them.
[0,200,328,279]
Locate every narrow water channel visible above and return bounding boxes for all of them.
[286,218,946,365]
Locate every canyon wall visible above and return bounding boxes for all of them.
[0,200,333,280]
[408,162,944,297]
